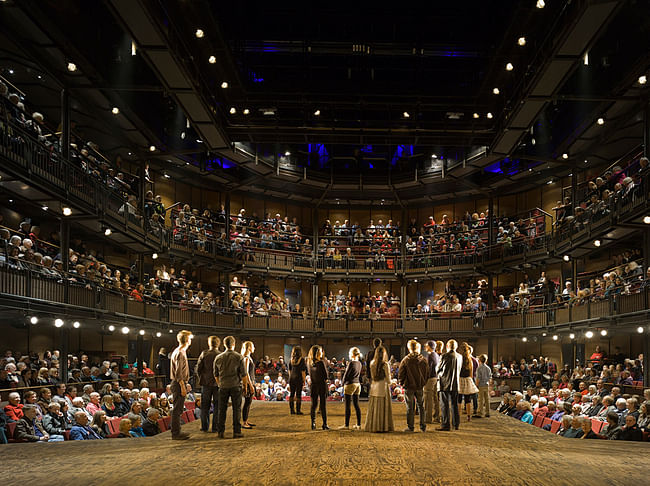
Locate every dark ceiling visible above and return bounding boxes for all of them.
[0,0,649,206]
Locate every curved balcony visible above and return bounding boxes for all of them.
[2,261,649,337]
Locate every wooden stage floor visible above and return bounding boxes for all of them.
[6,402,649,485]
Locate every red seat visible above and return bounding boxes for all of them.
[184,401,196,411]
[106,419,120,435]
[550,420,561,434]
[643,430,650,442]
[542,417,552,429]
[64,430,71,441]
[533,415,543,427]
[163,416,171,429]
[158,418,167,432]
[591,419,604,434]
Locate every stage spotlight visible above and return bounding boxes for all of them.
[593,240,601,247]
[493,87,500,95]
[67,62,77,72]
[403,111,410,118]
[536,0,545,8]
[562,153,568,159]
[600,329,608,336]
[149,145,156,152]
[156,332,162,338]
[54,318,64,328]
[108,325,115,332]
[473,113,479,118]
[585,330,593,339]
[637,326,644,334]
[597,118,604,125]
[30,316,38,324]
[552,335,558,341]
[522,336,527,342]
[152,253,159,260]
[104,228,112,236]
[563,255,570,261]
[314,109,321,116]
[518,37,526,46]
[486,112,493,119]
[62,207,72,216]
[569,333,575,340]
[221,81,228,88]
[73,321,81,329]
[112,107,119,115]
[139,329,145,336]
[285,151,291,156]
[195,29,204,38]
[121,326,130,334]
[208,56,216,64]
[639,75,647,85]
[243,108,250,115]
[643,216,650,224]
[506,63,514,71]
[229,107,236,114]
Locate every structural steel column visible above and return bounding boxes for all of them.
[60,220,70,273]
[224,193,231,240]
[60,327,69,384]
[61,88,70,161]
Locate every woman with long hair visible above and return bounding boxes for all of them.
[458,342,479,422]
[340,347,363,430]
[307,345,329,430]
[240,341,256,429]
[289,346,307,415]
[364,345,394,432]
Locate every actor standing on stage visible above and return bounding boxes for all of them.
[170,330,193,440]
[436,339,463,431]
[195,335,220,433]
[398,339,429,432]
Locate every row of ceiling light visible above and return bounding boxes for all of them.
[28,316,172,337]
[522,324,649,342]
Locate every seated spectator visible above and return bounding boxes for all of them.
[16,404,64,442]
[614,397,628,424]
[86,392,102,415]
[42,402,70,437]
[520,401,534,424]
[127,413,146,437]
[619,414,643,441]
[580,417,600,439]
[533,397,548,417]
[91,411,110,438]
[637,402,650,431]
[4,392,24,421]
[118,418,132,438]
[557,415,573,436]
[69,397,92,424]
[562,416,585,438]
[101,394,118,417]
[142,408,161,436]
[601,411,623,440]
[70,411,103,440]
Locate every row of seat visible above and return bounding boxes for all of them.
[531,414,606,434]
[4,402,198,443]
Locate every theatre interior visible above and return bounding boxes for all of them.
[0,0,650,484]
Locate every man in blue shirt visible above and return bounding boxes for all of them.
[70,411,102,440]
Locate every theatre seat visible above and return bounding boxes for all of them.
[184,401,196,411]
[163,416,171,430]
[158,418,167,432]
[106,418,120,435]
[591,419,605,434]
[550,420,561,434]
[533,415,543,427]
[542,417,552,429]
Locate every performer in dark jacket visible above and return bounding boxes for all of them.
[436,339,463,431]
